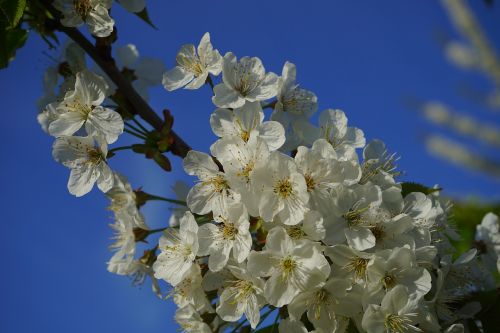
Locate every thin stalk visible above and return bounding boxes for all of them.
[38,0,191,157]
[131,117,150,134]
[145,194,187,206]
[109,145,134,154]
[124,128,147,140]
[125,122,148,136]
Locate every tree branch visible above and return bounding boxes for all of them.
[40,1,191,157]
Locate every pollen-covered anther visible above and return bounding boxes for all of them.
[286,226,305,240]
[280,256,297,281]
[203,175,229,193]
[384,313,415,333]
[274,177,293,198]
[344,257,369,280]
[304,173,316,192]
[220,222,238,240]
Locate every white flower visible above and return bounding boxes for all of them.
[183,150,240,215]
[362,285,423,333]
[107,209,146,275]
[105,172,137,213]
[275,62,318,118]
[38,102,64,134]
[212,52,278,108]
[210,101,285,151]
[198,202,252,271]
[153,212,199,286]
[295,139,360,214]
[173,264,212,312]
[216,265,265,329]
[281,210,326,242]
[247,227,330,307]
[319,109,365,160]
[366,246,432,302]
[324,183,382,250]
[288,278,351,332]
[175,305,212,333]
[163,32,222,91]
[117,0,145,13]
[49,70,124,144]
[271,62,318,152]
[360,139,400,188]
[475,212,500,272]
[54,0,114,37]
[253,151,309,225]
[210,136,270,216]
[52,135,113,196]
[324,244,372,281]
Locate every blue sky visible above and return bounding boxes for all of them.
[1,1,499,332]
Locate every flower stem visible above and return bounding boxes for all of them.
[108,145,134,154]
[145,194,187,206]
[131,117,150,134]
[39,0,192,157]
[124,128,148,140]
[125,121,148,136]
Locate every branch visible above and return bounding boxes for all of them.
[40,1,191,157]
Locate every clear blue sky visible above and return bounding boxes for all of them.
[1,1,499,332]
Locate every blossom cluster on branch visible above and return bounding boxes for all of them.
[34,3,500,332]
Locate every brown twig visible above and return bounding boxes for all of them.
[39,0,191,157]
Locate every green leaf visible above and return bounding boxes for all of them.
[401,182,441,197]
[0,0,26,28]
[134,7,157,29]
[0,27,28,69]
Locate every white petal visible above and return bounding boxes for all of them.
[162,66,194,91]
[212,83,244,108]
[68,165,98,197]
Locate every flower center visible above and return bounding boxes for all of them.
[384,314,414,333]
[274,177,293,198]
[286,225,305,240]
[304,173,316,192]
[280,256,297,281]
[307,289,334,320]
[237,161,255,181]
[73,0,92,19]
[203,174,229,193]
[87,148,104,165]
[369,224,385,242]
[65,97,93,119]
[177,56,204,76]
[233,63,262,96]
[382,273,397,290]
[232,280,255,302]
[344,257,369,280]
[343,205,370,227]
[220,222,238,240]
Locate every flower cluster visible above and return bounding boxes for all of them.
[38,31,500,333]
[157,34,500,333]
